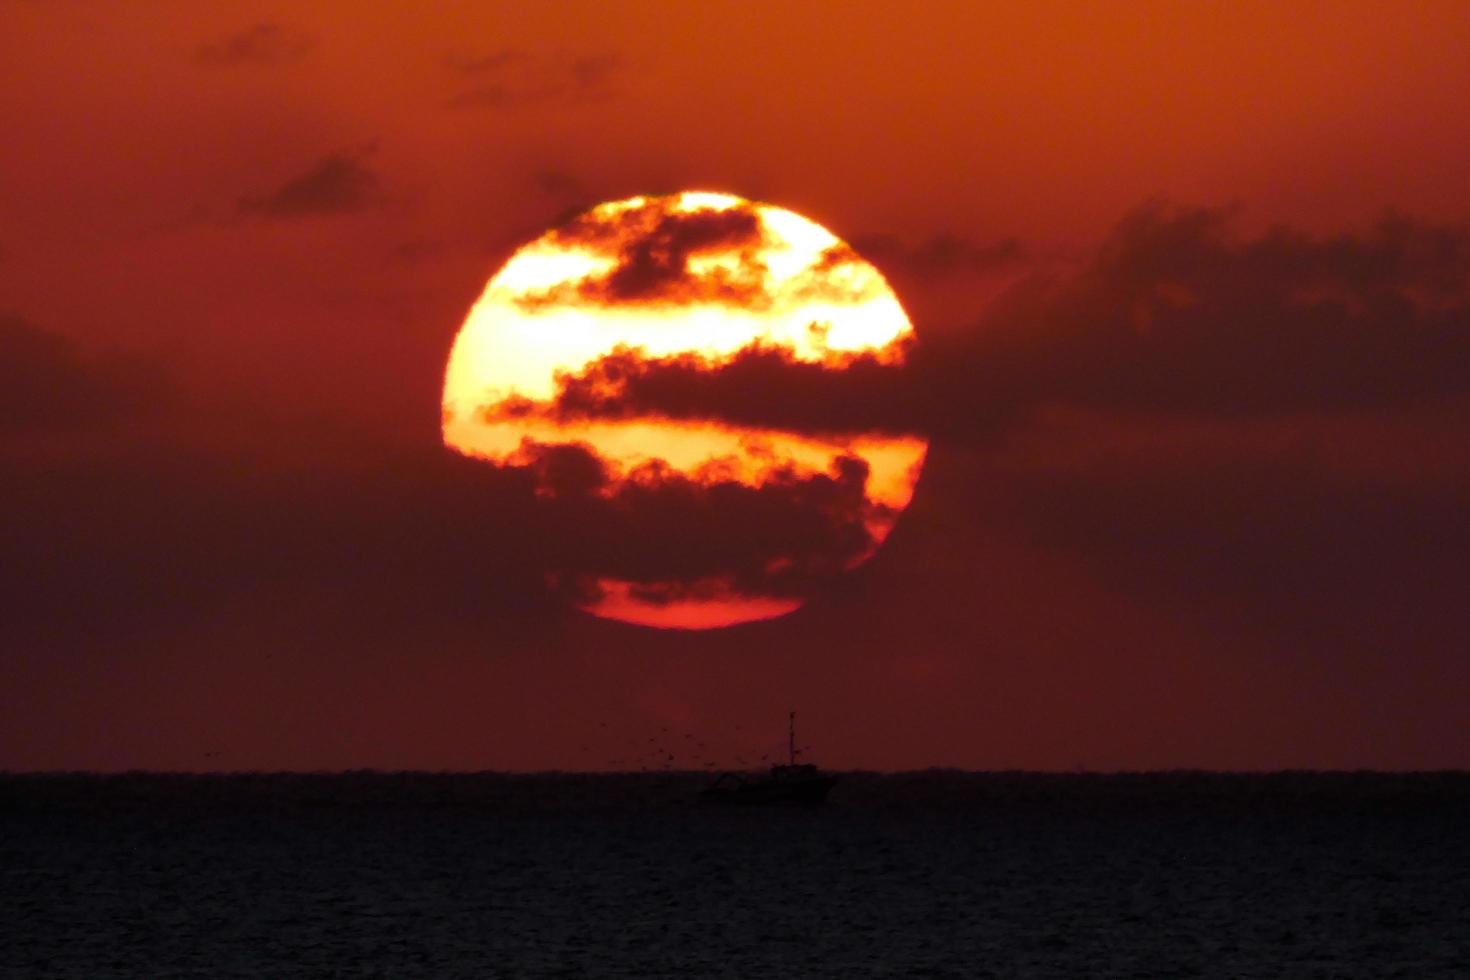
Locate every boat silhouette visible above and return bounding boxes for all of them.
[699,712,837,805]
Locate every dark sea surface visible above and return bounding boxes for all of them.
[4,772,1469,978]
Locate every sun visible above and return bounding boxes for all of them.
[443,191,927,628]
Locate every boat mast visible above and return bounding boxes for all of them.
[788,710,796,765]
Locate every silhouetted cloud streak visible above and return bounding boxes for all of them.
[496,342,923,437]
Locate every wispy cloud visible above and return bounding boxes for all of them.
[237,145,382,219]
[444,50,621,109]
[195,22,316,67]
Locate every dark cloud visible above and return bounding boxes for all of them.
[238,147,382,219]
[506,202,1470,446]
[1,444,557,643]
[386,238,447,264]
[195,23,315,67]
[929,203,1470,428]
[3,406,880,644]
[515,438,611,499]
[965,412,1470,647]
[531,168,587,198]
[504,440,882,604]
[10,201,1469,663]
[444,50,620,109]
[0,315,167,434]
[893,205,1470,646]
[567,54,619,89]
[492,204,1470,444]
[493,200,1470,641]
[518,202,768,308]
[594,207,763,303]
[488,341,922,437]
[853,232,1024,280]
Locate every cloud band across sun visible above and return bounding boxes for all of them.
[443,192,926,628]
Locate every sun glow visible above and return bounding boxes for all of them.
[443,191,927,628]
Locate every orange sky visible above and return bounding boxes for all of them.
[2,2,1468,770]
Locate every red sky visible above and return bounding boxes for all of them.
[3,1,1468,770]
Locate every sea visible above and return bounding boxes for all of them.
[3,771,1468,978]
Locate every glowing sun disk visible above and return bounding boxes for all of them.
[442,191,928,629]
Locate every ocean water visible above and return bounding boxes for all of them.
[3,772,1468,978]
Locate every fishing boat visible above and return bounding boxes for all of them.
[699,712,837,805]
